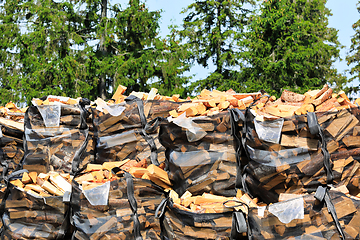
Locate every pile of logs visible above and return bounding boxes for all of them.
[159,111,237,197]
[22,97,94,174]
[10,171,72,197]
[75,159,171,190]
[0,85,359,239]
[71,174,165,239]
[253,84,360,120]
[0,102,25,198]
[110,85,186,104]
[168,189,258,214]
[1,171,71,239]
[233,85,360,203]
[169,89,260,118]
[248,190,360,239]
[92,86,183,166]
[317,107,360,196]
[0,101,27,121]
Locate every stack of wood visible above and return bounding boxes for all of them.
[92,86,183,166]
[233,85,360,203]
[317,107,360,196]
[0,102,25,198]
[22,97,94,174]
[0,101,27,121]
[76,159,171,190]
[253,84,360,120]
[9,171,72,197]
[161,189,257,240]
[159,111,237,197]
[169,89,260,118]
[169,189,259,214]
[241,112,323,203]
[71,170,165,239]
[109,85,186,104]
[248,189,360,239]
[1,171,71,239]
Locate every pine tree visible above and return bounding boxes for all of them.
[179,0,254,93]
[0,0,94,104]
[346,1,360,96]
[235,0,348,97]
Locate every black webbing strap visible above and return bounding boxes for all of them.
[69,177,82,226]
[155,197,169,240]
[0,149,9,183]
[240,108,254,196]
[315,186,346,239]
[78,98,91,130]
[143,117,164,166]
[71,129,90,174]
[229,109,245,190]
[307,112,333,184]
[231,211,248,240]
[125,95,147,128]
[125,172,143,240]
[69,98,91,173]
[126,96,160,166]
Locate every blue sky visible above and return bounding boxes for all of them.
[113,0,359,96]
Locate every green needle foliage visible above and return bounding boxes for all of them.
[346,1,360,96]
[0,0,94,105]
[0,0,191,104]
[84,0,191,99]
[179,0,255,94]
[233,0,348,97]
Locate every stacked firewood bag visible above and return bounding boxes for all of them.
[91,86,183,166]
[0,170,72,239]
[21,96,94,174]
[0,96,95,239]
[231,84,360,239]
[70,160,168,239]
[0,102,26,198]
[0,85,359,239]
[157,89,261,239]
[248,189,360,239]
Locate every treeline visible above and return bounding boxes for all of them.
[0,0,359,105]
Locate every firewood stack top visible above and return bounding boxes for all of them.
[0,101,26,122]
[10,171,72,197]
[169,189,259,215]
[75,159,171,190]
[169,89,260,118]
[108,85,187,105]
[253,84,360,120]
